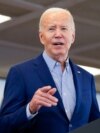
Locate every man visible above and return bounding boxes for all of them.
[0,7,100,133]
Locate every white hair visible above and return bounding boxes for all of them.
[39,7,75,32]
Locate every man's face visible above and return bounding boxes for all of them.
[39,12,75,60]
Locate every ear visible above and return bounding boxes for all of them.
[39,32,44,45]
[71,32,75,44]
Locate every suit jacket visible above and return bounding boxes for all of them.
[0,54,100,133]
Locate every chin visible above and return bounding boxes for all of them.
[53,54,65,59]
[53,51,65,56]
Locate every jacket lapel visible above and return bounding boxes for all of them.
[69,60,82,120]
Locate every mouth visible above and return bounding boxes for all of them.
[53,42,64,46]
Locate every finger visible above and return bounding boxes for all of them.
[35,95,57,106]
[47,88,58,103]
[37,90,58,102]
[37,100,52,107]
[39,86,52,93]
[48,88,57,95]
[31,95,52,107]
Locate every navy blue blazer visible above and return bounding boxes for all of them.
[0,54,100,133]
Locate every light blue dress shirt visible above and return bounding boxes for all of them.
[43,51,76,120]
[26,51,76,120]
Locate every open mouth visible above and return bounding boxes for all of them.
[53,42,64,45]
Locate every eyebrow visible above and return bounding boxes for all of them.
[48,25,68,28]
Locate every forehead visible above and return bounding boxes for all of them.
[42,11,71,26]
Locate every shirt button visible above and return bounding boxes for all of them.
[63,92,66,96]
[69,124,72,128]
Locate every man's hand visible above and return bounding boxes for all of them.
[29,86,58,113]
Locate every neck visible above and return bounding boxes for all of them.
[61,62,66,72]
[53,55,67,72]
[44,51,68,71]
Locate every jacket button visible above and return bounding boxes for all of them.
[69,124,72,128]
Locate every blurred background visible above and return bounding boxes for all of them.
[0,0,100,109]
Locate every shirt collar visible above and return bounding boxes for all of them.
[43,51,69,72]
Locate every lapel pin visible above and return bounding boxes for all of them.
[77,71,81,73]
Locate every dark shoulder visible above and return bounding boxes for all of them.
[69,59,93,77]
[9,54,42,72]
[76,65,93,76]
[13,58,35,69]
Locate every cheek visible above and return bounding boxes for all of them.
[43,36,52,45]
[65,34,74,45]
[39,32,50,45]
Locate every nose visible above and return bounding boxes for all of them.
[54,29,62,38]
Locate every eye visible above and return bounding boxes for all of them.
[61,27,68,31]
[48,27,55,31]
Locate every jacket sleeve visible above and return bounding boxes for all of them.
[89,75,100,122]
[0,67,34,132]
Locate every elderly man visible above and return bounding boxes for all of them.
[0,7,100,133]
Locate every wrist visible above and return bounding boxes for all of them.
[26,103,38,120]
[29,103,37,114]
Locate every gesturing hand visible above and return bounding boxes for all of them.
[29,86,58,113]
